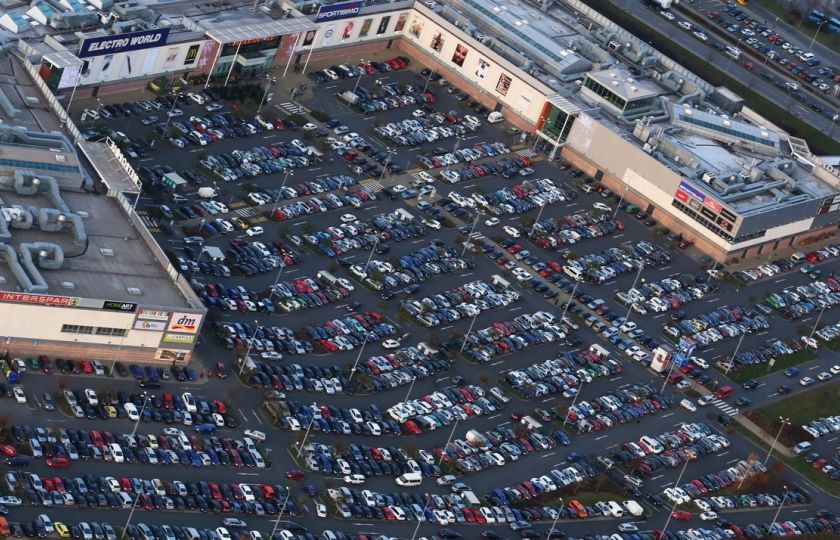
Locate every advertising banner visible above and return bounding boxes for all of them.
[137,308,170,321]
[196,39,219,72]
[0,292,80,307]
[452,43,468,66]
[57,64,81,90]
[184,44,200,65]
[678,180,706,202]
[495,73,511,96]
[135,320,167,331]
[155,349,187,361]
[167,312,203,334]
[79,28,170,58]
[102,301,137,312]
[703,197,722,213]
[674,189,689,204]
[163,333,197,344]
[315,0,363,22]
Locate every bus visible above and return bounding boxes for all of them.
[809,10,840,33]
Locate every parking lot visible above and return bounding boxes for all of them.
[2,49,840,540]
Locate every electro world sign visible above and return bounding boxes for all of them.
[79,29,170,58]
[315,0,363,22]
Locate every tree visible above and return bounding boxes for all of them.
[512,423,529,439]
[478,373,490,384]
[58,376,70,390]
[227,386,241,404]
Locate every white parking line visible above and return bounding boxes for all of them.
[488,414,500,420]
[609,376,622,382]
[490,360,503,366]
[252,411,263,425]
[509,306,522,312]
[809,365,821,370]
[541,397,554,403]
[661,412,674,418]
[651,474,664,481]
[436,376,450,383]
[542,452,556,459]
[595,435,608,441]
[441,325,453,330]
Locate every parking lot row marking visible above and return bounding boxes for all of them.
[491,360,503,366]
[809,364,821,370]
[542,451,557,459]
[595,434,608,441]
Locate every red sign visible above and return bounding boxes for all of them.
[703,197,722,213]
[675,189,689,203]
[0,292,80,307]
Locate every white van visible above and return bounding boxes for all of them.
[790,252,806,264]
[563,265,583,280]
[395,472,422,486]
[589,344,610,359]
[487,111,504,124]
[725,46,741,59]
[255,115,274,130]
[606,501,624,518]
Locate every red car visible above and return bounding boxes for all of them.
[813,458,828,469]
[215,363,228,379]
[46,457,69,469]
[671,510,691,521]
[0,443,16,457]
[285,469,305,481]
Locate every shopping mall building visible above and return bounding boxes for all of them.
[12,0,840,264]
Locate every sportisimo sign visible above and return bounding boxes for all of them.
[316,1,363,22]
[79,29,170,58]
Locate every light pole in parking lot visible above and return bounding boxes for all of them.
[622,263,645,327]
[410,418,461,540]
[809,20,829,53]
[770,484,790,527]
[612,184,629,220]
[353,59,366,94]
[658,452,693,538]
[295,409,317,458]
[402,376,417,406]
[161,93,182,138]
[545,504,563,540]
[268,488,293,540]
[808,304,827,340]
[559,277,582,326]
[459,210,482,259]
[459,310,481,354]
[765,416,789,466]
[724,331,747,376]
[257,75,276,115]
[131,392,149,438]
[110,333,127,375]
[528,200,547,239]
[270,170,294,217]
[379,148,396,182]
[239,319,261,376]
[119,488,142,540]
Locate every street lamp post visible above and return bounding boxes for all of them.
[110,333,127,375]
[268,489,293,540]
[528,202,547,239]
[725,332,747,376]
[119,489,143,539]
[379,148,395,182]
[402,376,417,406]
[410,419,461,540]
[270,170,294,216]
[765,417,789,466]
[769,485,790,528]
[545,508,563,540]
[560,277,582,325]
[161,93,181,138]
[257,75,276,115]
[353,59,366,93]
[131,392,149,437]
[613,185,630,220]
[459,210,482,259]
[295,409,317,458]
[658,455,694,537]
[809,20,828,52]
[239,320,260,375]
[459,310,481,354]
[808,304,827,340]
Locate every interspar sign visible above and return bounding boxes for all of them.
[0,292,80,307]
[79,29,170,58]
[316,1,363,22]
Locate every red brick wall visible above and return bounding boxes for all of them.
[4,338,191,367]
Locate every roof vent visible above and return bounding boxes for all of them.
[684,108,693,116]
[127,287,142,296]
[627,78,635,83]
[77,210,90,219]
[760,131,769,138]
[61,281,75,289]
[722,120,731,127]
[100,247,114,257]
[55,154,66,163]
[630,85,637,91]
[612,81,619,86]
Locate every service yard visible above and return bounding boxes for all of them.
[3,51,840,540]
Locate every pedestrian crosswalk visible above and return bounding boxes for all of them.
[139,215,158,229]
[712,398,739,417]
[234,207,261,218]
[279,102,304,115]
[515,148,537,158]
[360,178,384,191]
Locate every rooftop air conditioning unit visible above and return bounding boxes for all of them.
[100,247,114,256]
[61,281,75,289]
[127,287,142,295]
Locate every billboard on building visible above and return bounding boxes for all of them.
[135,320,167,331]
[57,64,81,90]
[315,0,363,22]
[79,28,170,58]
[452,43,468,66]
[167,312,203,333]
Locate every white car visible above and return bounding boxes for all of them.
[693,31,708,41]
[382,339,401,349]
[0,496,22,506]
[659,10,675,21]
[412,109,426,118]
[675,380,691,390]
[697,395,714,406]
[802,336,819,349]
[167,108,184,118]
[340,214,357,223]
[244,429,266,442]
[182,392,197,413]
[831,365,840,375]
[187,93,206,105]
[344,474,365,485]
[392,184,407,193]
[13,386,26,404]
[503,226,521,238]
[261,352,283,361]
[245,226,264,237]
[315,502,327,518]
[817,371,832,381]
[512,268,532,281]
[84,388,98,405]
[485,218,500,226]
[680,399,697,412]
[700,511,718,521]
[800,376,815,386]
[124,403,139,421]
[302,123,318,131]
[592,202,612,212]
[422,218,441,230]
[205,103,223,112]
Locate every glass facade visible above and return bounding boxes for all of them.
[544,106,574,142]
[583,76,627,111]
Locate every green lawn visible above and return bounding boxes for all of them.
[753,380,840,426]
[721,347,816,384]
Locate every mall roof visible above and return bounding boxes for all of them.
[203,16,316,42]
[587,68,662,102]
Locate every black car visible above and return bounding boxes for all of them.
[742,379,759,390]
[777,385,792,394]
[735,396,752,407]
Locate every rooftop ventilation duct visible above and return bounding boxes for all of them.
[0,243,35,292]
